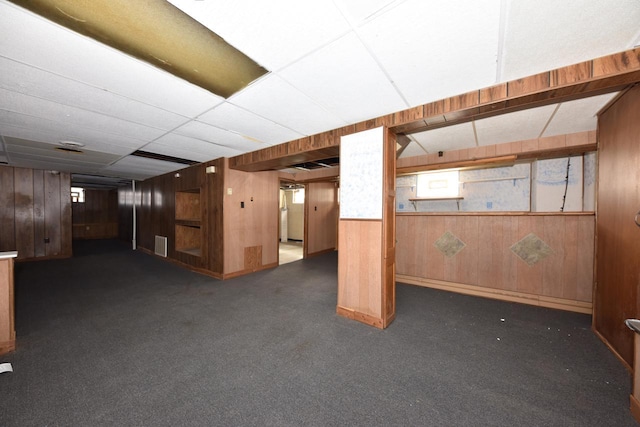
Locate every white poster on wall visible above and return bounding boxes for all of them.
[339,127,384,219]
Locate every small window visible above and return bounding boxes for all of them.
[292,188,305,204]
[71,187,85,203]
[416,171,459,198]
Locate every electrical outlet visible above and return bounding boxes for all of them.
[227,188,232,195]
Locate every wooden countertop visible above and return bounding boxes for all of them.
[0,252,17,260]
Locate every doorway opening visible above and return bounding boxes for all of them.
[279,182,305,264]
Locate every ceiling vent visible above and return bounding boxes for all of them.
[55,141,85,154]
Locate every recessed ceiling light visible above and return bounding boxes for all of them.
[9,0,268,98]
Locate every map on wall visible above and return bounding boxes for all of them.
[340,127,383,219]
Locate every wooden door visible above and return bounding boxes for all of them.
[305,181,338,257]
[595,85,640,366]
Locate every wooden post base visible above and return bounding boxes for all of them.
[631,395,640,423]
[0,339,15,356]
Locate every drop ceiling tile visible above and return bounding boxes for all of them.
[0,110,147,153]
[412,122,477,153]
[358,0,501,107]
[4,137,121,171]
[0,58,190,131]
[230,75,347,136]
[0,89,166,141]
[197,103,304,145]
[279,33,407,124]
[150,134,243,161]
[167,0,350,71]
[333,0,400,25]
[0,2,223,116]
[105,156,184,180]
[475,104,557,146]
[173,120,267,153]
[7,158,103,174]
[501,0,640,81]
[543,93,618,137]
[398,140,428,159]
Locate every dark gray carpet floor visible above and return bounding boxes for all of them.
[0,239,636,426]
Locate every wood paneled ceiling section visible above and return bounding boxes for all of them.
[229,48,640,172]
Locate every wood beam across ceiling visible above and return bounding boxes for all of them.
[229,48,640,172]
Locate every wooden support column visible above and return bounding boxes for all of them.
[337,127,396,328]
[632,331,640,423]
[626,320,640,423]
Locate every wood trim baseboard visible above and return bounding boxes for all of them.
[306,247,336,258]
[221,262,278,280]
[396,211,595,217]
[336,305,383,329]
[137,246,224,280]
[631,394,640,424]
[0,339,15,356]
[592,328,633,372]
[14,253,72,262]
[396,274,593,314]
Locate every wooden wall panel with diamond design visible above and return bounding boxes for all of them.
[395,213,594,313]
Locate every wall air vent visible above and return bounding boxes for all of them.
[155,235,168,257]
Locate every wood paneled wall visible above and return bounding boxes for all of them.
[125,157,276,279]
[72,189,118,239]
[595,85,640,366]
[338,220,383,320]
[135,163,208,269]
[223,168,279,276]
[305,181,338,256]
[396,213,594,313]
[0,165,72,260]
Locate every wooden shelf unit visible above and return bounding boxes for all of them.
[175,189,202,257]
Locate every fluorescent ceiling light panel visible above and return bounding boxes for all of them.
[8,0,269,98]
[0,2,224,116]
